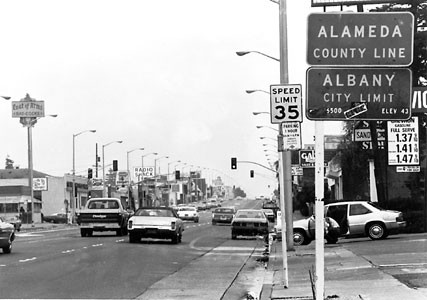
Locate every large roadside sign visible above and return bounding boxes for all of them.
[133,166,155,181]
[307,12,414,66]
[12,100,45,118]
[387,117,419,166]
[306,67,412,120]
[270,84,303,124]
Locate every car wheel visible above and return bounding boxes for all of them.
[129,233,139,243]
[212,221,216,225]
[178,231,183,243]
[80,229,87,237]
[194,218,199,223]
[2,244,12,254]
[87,230,93,237]
[293,230,309,246]
[171,232,179,244]
[367,222,386,240]
[231,231,237,240]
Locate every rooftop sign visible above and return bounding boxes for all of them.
[307,12,414,66]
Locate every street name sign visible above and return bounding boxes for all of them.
[270,84,303,124]
[387,117,419,166]
[307,12,414,66]
[306,67,412,121]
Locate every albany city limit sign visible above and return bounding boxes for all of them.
[306,12,413,121]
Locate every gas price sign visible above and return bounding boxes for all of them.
[387,117,419,166]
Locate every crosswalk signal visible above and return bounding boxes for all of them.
[175,170,181,180]
[250,170,254,178]
[88,168,93,179]
[231,157,237,170]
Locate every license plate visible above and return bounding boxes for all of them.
[146,229,157,234]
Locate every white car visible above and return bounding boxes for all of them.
[177,206,199,223]
[0,217,15,253]
[127,207,184,244]
[325,201,406,240]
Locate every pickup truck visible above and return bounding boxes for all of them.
[76,197,131,237]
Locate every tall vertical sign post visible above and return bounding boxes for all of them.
[12,94,45,225]
[306,11,414,299]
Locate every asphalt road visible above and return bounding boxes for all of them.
[0,199,265,299]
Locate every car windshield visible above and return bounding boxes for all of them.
[135,209,175,217]
[178,207,196,211]
[215,208,234,213]
[236,211,265,219]
[88,200,120,209]
[263,209,274,214]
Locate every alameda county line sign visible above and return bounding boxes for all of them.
[307,12,414,66]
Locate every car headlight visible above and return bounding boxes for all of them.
[171,221,176,230]
[128,220,133,229]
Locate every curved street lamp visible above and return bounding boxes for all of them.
[102,140,123,196]
[253,111,270,116]
[154,156,169,176]
[72,129,96,222]
[257,125,279,132]
[167,160,181,177]
[236,51,280,62]
[127,147,144,176]
[246,89,270,95]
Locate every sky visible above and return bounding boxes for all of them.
[0,0,347,198]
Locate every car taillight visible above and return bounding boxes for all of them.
[128,220,133,229]
[171,221,176,230]
[396,213,404,222]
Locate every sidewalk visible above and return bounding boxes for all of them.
[260,240,427,300]
[19,222,76,232]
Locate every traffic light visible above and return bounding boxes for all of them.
[175,170,180,180]
[88,168,93,179]
[231,157,237,169]
[113,160,118,171]
[250,170,254,178]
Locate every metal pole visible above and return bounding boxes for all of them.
[102,145,105,197]
[315,121,325,300]
[28,126,34,226]
[72,134,76,223]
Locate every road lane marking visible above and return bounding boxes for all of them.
[115,239,125,243]
[62,249,75,254]
[19,257,37,263]
[92,243,103,247]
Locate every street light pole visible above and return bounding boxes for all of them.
[127,147,144,177]
[72,129,96,223]
[102,140,123,197]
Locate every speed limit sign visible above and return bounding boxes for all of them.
[270,84,302,124]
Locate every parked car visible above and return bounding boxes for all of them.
[325,201,406,240]
[177,206,199,223]
[0,217,15,253]
[262,209,275,222]
[43,213,68,224]
[127,207,184,244]
[262,201,280,217]
[231,209,269,240]
[212,207,236,225]
[274,211,340,246]
[5,215,22,231]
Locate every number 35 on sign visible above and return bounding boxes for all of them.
[270,84,303,124]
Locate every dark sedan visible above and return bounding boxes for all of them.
[212,207,236,225]
[231,209,269,239]
[43,213,68,223]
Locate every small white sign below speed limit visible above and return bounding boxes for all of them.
[270,84,303,124]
